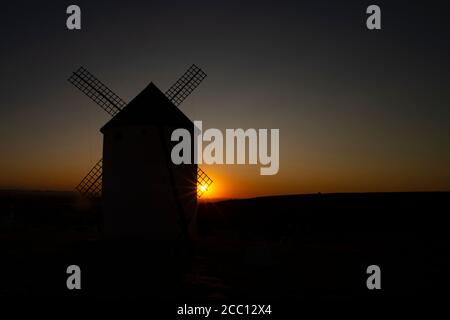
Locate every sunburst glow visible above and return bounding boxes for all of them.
[197,167,213,198]
[197,183,209,197]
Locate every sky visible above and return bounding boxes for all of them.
[0,0,449,199]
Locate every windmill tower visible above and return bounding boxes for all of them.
[68,65,213,245]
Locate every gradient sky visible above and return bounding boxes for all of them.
[1,0,449,199]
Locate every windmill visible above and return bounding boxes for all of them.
[68,65,213,241]
[68,65,213,199]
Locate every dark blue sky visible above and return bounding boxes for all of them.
[1,0,449,197]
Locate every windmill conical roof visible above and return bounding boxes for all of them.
[100,82,193,133]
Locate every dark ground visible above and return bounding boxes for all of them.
[0,190,449,303]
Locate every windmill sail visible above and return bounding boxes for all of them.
[68,67,127,117]
[75,159,103,198]
[197,167,213,198]
[165,64,207,107]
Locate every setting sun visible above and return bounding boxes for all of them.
[197,183,210,198]
[197,167,214,198]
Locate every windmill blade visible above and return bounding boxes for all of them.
[165,64,207,107]
[165,64,212,197]
[197,167,213,198]
[68,67,127,117]
[75,159,103,198]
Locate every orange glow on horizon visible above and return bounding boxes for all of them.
[2,161,450,200]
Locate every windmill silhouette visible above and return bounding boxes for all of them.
[68,65,213,241]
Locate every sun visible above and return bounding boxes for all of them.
[197,183,211,198]
[197,167,213,198]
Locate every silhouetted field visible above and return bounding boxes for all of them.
[0,190,449,301]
